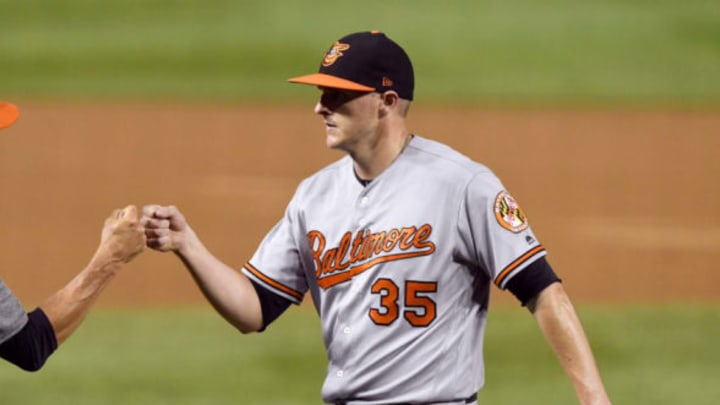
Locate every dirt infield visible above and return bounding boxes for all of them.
[0,103,718,307]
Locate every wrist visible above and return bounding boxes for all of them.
[174,225,202,260]
[87,248,126,273]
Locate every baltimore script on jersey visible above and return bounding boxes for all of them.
[309,225,436,288]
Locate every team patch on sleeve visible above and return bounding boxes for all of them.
[494,191,529,233]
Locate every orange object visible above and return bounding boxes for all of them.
[0,102,20,129]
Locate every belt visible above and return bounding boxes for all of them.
[335,392,478,405]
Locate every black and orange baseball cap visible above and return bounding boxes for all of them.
[288,31,414,100]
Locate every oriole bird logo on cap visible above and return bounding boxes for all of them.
[322,42,351,67]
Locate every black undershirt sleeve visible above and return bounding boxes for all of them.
[505,257,561,306]
[0,308,58,371]
[249,279,293,331]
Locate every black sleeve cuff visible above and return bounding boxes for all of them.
[0,308,58,371]
[505,257,561,306]
[249,279,293,331]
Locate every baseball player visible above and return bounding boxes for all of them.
[143,31,611,404]
[0,104,146,370]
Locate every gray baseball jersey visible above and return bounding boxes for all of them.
[242,135,546,404]
[0,278,29,345]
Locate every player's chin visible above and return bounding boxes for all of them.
[325,132,345,150]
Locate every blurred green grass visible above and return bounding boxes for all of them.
[0,305,717,404]
[1,0,719,105]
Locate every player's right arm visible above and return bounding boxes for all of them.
[142,205,264,333]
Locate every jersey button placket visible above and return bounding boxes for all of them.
[333,324,352,381]
[357,193,370,229]
[335,191,367,382]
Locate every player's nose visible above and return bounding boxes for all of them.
[314,101,330,116]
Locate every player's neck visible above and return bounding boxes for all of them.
[352,128,412,181]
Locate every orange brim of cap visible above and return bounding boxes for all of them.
[0,102,20,130]
[288,73,375,92]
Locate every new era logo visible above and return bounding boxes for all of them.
[382,76,394,87]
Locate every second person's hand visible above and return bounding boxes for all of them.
[95,205,146,264]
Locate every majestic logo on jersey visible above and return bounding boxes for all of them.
[322,41,351,67]
[308,225,436,289]
[494,191,529,233]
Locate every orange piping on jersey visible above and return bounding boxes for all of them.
[317,250,435,290]
[244,262,304,301]
[494,245,546,287]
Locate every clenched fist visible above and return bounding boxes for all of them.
[97,205,146,263]
[141,205,191,253]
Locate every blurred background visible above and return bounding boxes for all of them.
[1,0,718,404]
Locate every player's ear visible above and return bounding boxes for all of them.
[379,91,400,117]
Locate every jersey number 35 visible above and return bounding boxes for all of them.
[369,278,437,327]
